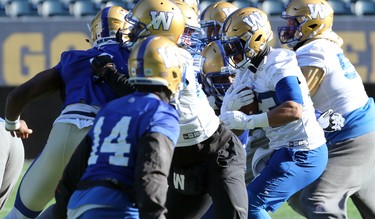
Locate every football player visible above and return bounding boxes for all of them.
[174,0,205,86]
[200,40,238,114]
[219,7,328,218]
[200,40,253,219]
[66,35,182,219]
[4,6,135,219]
[278,0,375,218]
[199,40,271,187]
[174,1,204,55]
[195,4,272,185]
[103,0,249,218]
[0,118,24,211]
[199,1,238,45]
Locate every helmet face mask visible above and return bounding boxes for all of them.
[175,1,204,54]
[225,37,258,69]
[278,0,334,48]
[204,67,236,98]
[200,2,238,44]
[180,26,204,53]
[200,20,222,43]
[123,12,150,47]
[278,18,303,47]
[221,8,272,69]
[200,41,236,102]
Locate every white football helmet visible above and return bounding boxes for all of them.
[200,40,236,105]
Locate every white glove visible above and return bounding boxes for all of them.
[317,109,345,132]
[219,111,255,130]
[221,84,254,114]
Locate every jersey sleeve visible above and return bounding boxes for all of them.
[149,104,180,145]
[296,41,327,71]
[268,49,303,88]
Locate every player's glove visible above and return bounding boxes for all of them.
[90,54,117,79]
[219,111,269,130]
[317,109,345,132]
[220,84,254,114]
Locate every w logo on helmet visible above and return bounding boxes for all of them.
[243,11,265,32]
[150,11,174,31]
[308,4,328,19]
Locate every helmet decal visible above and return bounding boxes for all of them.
[243,11,266,33]
[128,35,183,94]
[149,11,174,31]
[307,4,331,19]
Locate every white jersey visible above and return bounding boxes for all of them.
[176,48,220,147]
[234,48,325,150]
[296,39,368,115]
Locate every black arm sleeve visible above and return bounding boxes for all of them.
[52,135,92,219]
[135,132,175,219]
[102,69,135,97]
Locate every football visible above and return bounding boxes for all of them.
[239,87,258,115]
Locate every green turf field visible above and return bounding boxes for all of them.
[0,160,362,218]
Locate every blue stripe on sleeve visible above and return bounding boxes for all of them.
[275,76,303,104]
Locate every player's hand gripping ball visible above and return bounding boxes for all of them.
[238,86,258,115]
[221,84,258,114]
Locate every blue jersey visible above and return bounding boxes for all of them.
[81,92,180,186]
[54,44,130,109]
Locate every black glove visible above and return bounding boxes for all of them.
[91,54,117,78]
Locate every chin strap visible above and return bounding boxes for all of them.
[248,44,271,73]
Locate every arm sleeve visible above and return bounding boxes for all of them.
[275,76,303,104]
[135,132,174,219]
[5,68,63,121]
[102,70,135,97]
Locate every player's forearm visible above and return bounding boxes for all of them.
[5,68,62,120]
[102,70,135,97]
[135,133,174,218]
[5,91,26,121]
[267,101,302,127]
